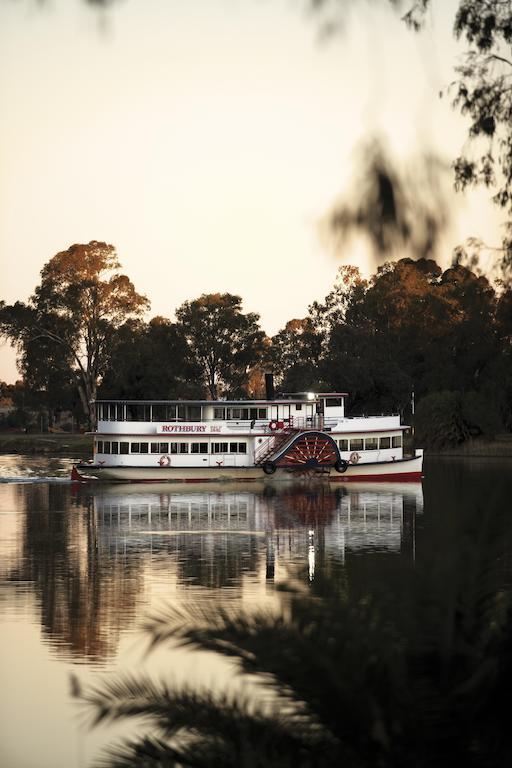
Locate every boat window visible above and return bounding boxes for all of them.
[179,443,189,454]
[365,437,378,451]
[296,404,302,411]
[258,408,267,418]
[120,442,129,454]
[191,443,208,454]
[116,404,124,421]
[159,442,169,453]
[126,404,151,422]
[226,442,248,453]
[170,443,178,454]
[338,439,348,451]
[227,407,254,420]
[150,442,160,453]
[379,436,391,449]
[392,435,402,448]
[152,404,169,421]
[104,441,111,454]
[111,441,119,454]
[140,443,149,454]
[350,438,364,451]
[177,405,188,420]
[325,397,342,408]
[187,406,202,421]
[214,408,225,420]
[212,442,229,453]
[96,440,103,453]
[109,404,116,421]
[130,442,140,453]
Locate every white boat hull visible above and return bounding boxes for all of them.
[73,452,423,483]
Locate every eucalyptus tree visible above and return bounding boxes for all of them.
[175,293,265,399]
[99,316,203,400]
[0,241,149,427]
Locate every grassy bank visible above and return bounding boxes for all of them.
[0,432,92,455]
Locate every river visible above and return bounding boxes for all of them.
[1,454,511,768]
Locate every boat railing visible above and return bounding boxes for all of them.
[224,416,325,432]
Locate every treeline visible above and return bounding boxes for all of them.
[1,242,512,446]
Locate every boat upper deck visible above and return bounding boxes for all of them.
[94,396,405,436]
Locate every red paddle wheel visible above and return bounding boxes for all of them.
[274,432,339,469]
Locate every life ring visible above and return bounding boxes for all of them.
[269,420,279,431]
[335,459,349,473]
[262,460,276,475]
[159,455,171,467]
[349,452,360,464]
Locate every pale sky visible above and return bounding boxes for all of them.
[0,0,504,383]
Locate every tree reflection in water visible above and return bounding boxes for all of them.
[12,483,143,662]
[6,480,421,669]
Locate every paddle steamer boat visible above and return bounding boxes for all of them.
[73,390,423,483]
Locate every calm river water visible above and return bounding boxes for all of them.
[1,454,511,768]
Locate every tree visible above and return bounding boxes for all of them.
[269,318,326,392]
[99,316,203,400]
[0,242,149,427]
[306,257,510,421]
[175,293,265,399]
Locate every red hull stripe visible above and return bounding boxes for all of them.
[330,472,423,482]
[71,468,422,483]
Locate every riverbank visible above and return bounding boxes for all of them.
[0,432,92,455]
[426,435,512,458]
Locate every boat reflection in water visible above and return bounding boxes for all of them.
[89,480,423,590]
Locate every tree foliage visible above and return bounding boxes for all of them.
[175,293,265,399]
[267,257,511,433]
[0,242,149,427]
[411,0,512,267]
[310,0,512,270]
[99,317,202,400]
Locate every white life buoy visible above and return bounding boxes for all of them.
[159,455,171,467]
[349,452,361,464]
[269,420,278,431]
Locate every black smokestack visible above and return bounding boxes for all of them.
[265,373,275,401]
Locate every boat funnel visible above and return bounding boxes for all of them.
[265,373,275,401]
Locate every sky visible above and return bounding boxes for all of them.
[0,0,504,383]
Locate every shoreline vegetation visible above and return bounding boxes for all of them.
[2,253,512,448]
[425,435,512,458]
[0,433,92,455]
[1,432,512,458]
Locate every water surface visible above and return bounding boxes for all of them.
[1,454,510,767]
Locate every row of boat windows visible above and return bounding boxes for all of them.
[214,407,269,420]
[95,440,248,455]
[338,435,402,451]
[96,404,270,422]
